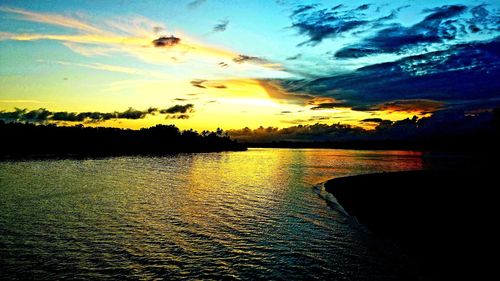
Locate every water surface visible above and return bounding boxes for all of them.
[1,148,425,280]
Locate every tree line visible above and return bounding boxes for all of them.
[0,122,247,158]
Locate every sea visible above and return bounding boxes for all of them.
[1,148,428,280]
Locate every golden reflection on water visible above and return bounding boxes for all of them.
[176,148,424,246]
[0,148,425,280]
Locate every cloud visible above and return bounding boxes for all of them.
[213,20,229,32]
[0,6,103,34]
[0,9,235,65]
[334,4,498,58]
[191,79,207,88]
[166,114,190,119]
[187,0,207,10]
[356,4,371,11]
[258,80,314,105]
[422,5,467,21]
[0,6,289,79]
[116,107,149,119]
[230,54,283,70]
[291,3,498,55]
[228,122,364,143]
[153,26,164,34]
[290,4,319,17]
[62,42,115,57]
[23,108,51,121]
[232,54,269,64]
[0,105,195,123]
[228,109,498,143]
[369,100,443,113]
[190,79,228,89]
[0,7,286,77]
[152,35,181,47]
[273,38,500,114]
[39,60,169,78]
[289,3,395,46]
[310,102,339,110]
[286,53,302,60]
[160,104,194,114]
[361,118,386,123]
[0,107,152,123]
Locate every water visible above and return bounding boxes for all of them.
[1,148,425,280]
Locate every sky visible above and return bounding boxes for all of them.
[0,0,499,131]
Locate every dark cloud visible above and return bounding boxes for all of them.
[361,118,386,123]
[468,24,481,33]
[232,54,269,64]
[286,53,302,60]
[0,105,196,123]
[187,0,207,9]
[153,26,164,34]
[51,111,83,122]
[191,79,207,88]
[467,4,499,33]
[152,35,181,47]
[116,107,149,119]
[292,3,497,54]
[274,38,500,113]
[334,5,491,58]
[213,20,229,32]
[310,102,338,110]
[228,109,498,144]
[167,114,190,120]
[422,5,466,21]
[332,4,344,11]
[218,62,229,67]
[368,100,443,113]
[0,107,157,123]
[160,104,194,114]
[147,107,158,114]
[290,3,395,46]
[470,4,489,18]
[228,123,364,143]
[356,4,371,11]
[23,108,51,121]
[291,4,319,17]
[190,79,226,89]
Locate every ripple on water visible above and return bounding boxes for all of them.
[0,148,425,280]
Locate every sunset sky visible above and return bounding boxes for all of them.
[1,0,499,131]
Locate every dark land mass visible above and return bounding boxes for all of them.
[325,168,497,280]
[0,121,246,159]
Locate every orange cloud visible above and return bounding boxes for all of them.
[371,99,444,113]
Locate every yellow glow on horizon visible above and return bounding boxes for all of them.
[0,74,431,131]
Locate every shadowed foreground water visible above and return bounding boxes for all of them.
[1,148,425,280]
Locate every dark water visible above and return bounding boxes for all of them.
[1,148,425,280]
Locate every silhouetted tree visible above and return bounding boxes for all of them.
[0,123,246,158]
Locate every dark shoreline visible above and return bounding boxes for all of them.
[0,122,247,159]
[324,169,495,280]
